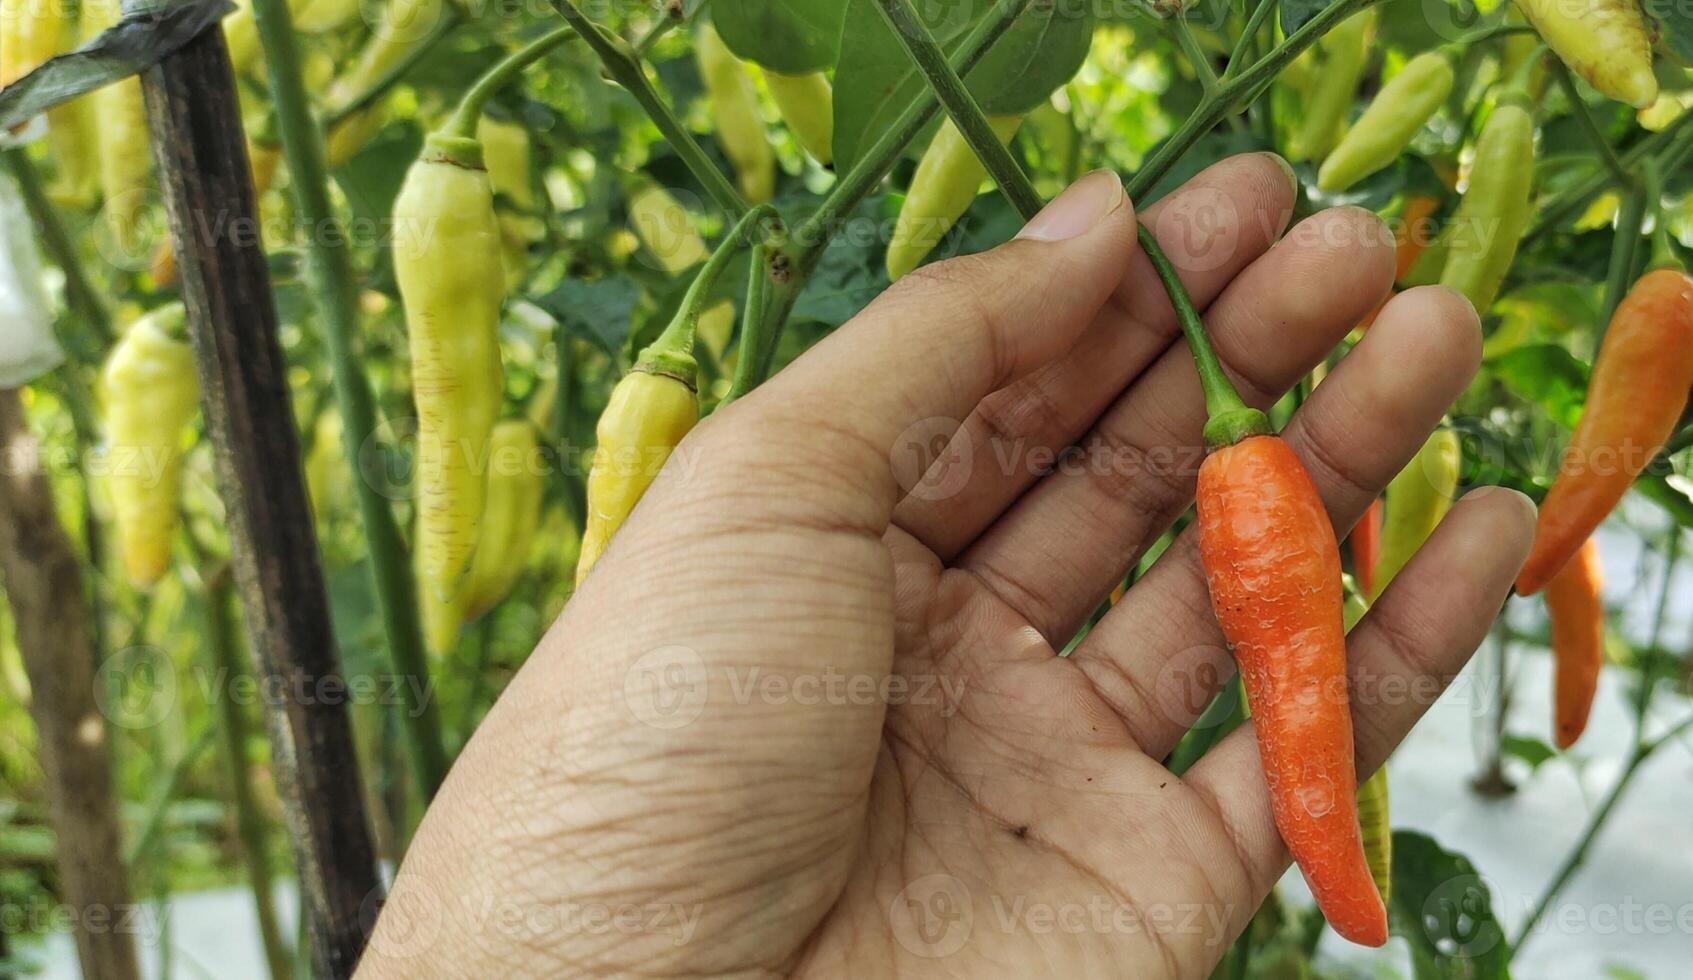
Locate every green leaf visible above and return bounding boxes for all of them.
[832,0,1095,172]
[1389,830,1513,979]
[533,278,642,354]
[1500,733,1556,774]
[1490,345,1591,430]
[713,0,847,74]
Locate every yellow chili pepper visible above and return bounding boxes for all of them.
[1371,428,1461,601]
[1288,8,1376,163]
[1343,582,1392,907]
[304,409,347,528]
[323,0,451,167]
[1438,99,1536,316]
[695,21,774,204]
[396,27,572,603]
[395,132,505,602]
[1317,52,1454,193]
[886,114,1024,281]
[84,0,153,261]
[576,203,777,584]
[1512,0,1657,108]
[415,513,468,657]
[101,306,200,589]
[463,419,545,621]
[0,0,61,88]
[762,69,834,166]
[576,369,698,586]
[476,115,545,289]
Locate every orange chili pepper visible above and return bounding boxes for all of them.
[1517,268,1693,594]
[1544,538,1604,748]
[1349,497,1382,597]
[1197,435,1388,947]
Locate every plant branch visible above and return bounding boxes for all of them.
[443,26,576,139]
[550,0,747,216]
[1509,738,1648,956]
[1128,0,1381,201]
[1554,62,1629,187]
[1173,12,1220,94]
[871,0,1043,220]
[1596,175,1648,337]
[793,0,1037,256]
[1224,0,1277,80]
[252,0,449,797]
[634,0,704,57]
[323,5,465,128]
[1525,108,1693,244]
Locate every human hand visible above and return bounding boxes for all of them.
[360,159,1535,978]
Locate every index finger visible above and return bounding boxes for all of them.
[721,170,1138,535]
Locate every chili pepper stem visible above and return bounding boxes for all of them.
[1642,162,1682,274]
[640,204,781,379]
[440,25,577,144]
[1136,225,1270,448]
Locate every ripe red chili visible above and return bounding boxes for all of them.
[1197,435,1388,947]
[1517,268,1693,594]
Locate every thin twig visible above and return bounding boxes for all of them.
[1553,62,1630,187]
[871,0,1043,220]
[550,0,747,216]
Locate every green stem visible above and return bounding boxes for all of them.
[792,0,1037,254]
[250,0,449,798]
[1512,536,1681,958]
[1553,63,1629,186]
[871,0,1043,221]
[1636,529,1678,721]
[1128,0,1381,201]
[124,724,216,867]
[550,0,747,216]
[723,239,773,404]
[1596,174,1648,341]
[442,26,576,140]
[323,4,465,128]
[1223,0,1277,80]
[642,204,780,370]
[1510,740,1649,955]
[1525,109,1693,244]
[1137,225,1269,448]
[1174,13,1220,95]
[633,0,704,57]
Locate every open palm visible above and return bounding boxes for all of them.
[361,158,1533,979]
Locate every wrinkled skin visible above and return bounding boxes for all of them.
[360,160,1535,979]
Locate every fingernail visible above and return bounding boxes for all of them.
[1261,152,1297,195]
[1016,170,1124,242]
